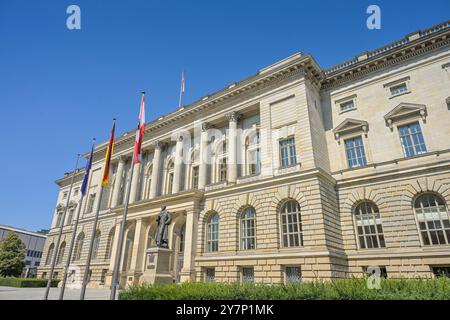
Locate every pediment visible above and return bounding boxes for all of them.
[333,118,369,139]
[384,103,427,128]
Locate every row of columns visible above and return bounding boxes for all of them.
[109,111,242,207]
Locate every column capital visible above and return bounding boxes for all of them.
[153,141,163,150]
[118,155,128,163]
[201,122,213,132]
[226,111,242,122]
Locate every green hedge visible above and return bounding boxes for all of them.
[0,277,60,288]
[119,277,450,300]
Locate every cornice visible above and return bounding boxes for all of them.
[322,20,450,90]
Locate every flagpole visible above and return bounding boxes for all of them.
[79,119,115,300]
[109,154,135,300]
[110,92,144,300]
[44,154,81,300]
[79,182,105,300]
[178,70,184,108]
[59,139,96,300]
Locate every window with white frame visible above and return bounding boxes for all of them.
[56,212,63,228]
[389,83,408,96]
[219,158,227,182]
[56,242,65,265]
[398,122,427,157]
[66,209,74,225]
[206,212,219,252]
[86,193,96,213]
[240,207,256,250]
[344,136,367,168]
[246,130,261,175]
[279,137,297,168]
[73,232,85,261]
[339,100,355,112]
[285,266,302,283]
[192,166,199,189]
[105,228,115,259]
[92,230,101,259]
[354,201,386,249]
[63,191,68,199]
[414,193,450,246]
[46,243,55,265]
[280,200,303,247]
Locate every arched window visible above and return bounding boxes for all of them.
[206,212,219,252]
[57,242,66,265]
[354,201,385,249]
[73,232,85,261]
[280,200,303,247]
[46,243,55,265]
[92,230,101,259]
[240,207,256,250]
[105,228,115,259]
[414,193,450,245]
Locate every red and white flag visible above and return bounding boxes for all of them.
[133,93,146,164]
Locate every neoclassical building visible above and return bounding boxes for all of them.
[38,20,450,286]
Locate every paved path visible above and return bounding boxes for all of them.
[0,286,114,300]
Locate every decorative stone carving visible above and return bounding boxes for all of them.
[225,111,242,122]
[384,103,427,129]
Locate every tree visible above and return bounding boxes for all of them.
[0,232,26,277]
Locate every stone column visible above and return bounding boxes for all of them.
[129,159,141,203]
[107,223,122,274]
[111,156,126,207]
[149,142,162,199]
[172,136,184,194]
[129,219,148,279]
[198,123,210,189]
[226,111,241,183]
[180,208,198,282]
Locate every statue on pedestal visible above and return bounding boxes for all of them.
[156,205,172,248]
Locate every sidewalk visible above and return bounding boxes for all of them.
[0,286,113,300]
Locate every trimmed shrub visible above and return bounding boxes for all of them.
[0,277,60,288]
[119,277,450,300]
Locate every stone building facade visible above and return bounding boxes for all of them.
[38,20,450,287]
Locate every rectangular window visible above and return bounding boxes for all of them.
[219,158,227,182]
[66,209,74,225]
[167,172,174,194]
[363,267,388,279]
[398,122,427,157]
[339,100,355,112]
[390,83,408,96]
[248,148,261,175]
[344,136,367,168]
[205,268,215,283]
[74,188,79,196]
[279,137,297,168]
[285,266,302,283]
[242,267,254,283]
[100,269,107,284]
[432,266,450,278]
[192,166,199,189]
[63,192,68,199]
[86,194,96,213]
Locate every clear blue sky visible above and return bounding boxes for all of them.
[0,0,448,232]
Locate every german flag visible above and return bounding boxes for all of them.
[101,120,115,186]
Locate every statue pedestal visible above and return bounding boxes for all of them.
[141,247,173,285]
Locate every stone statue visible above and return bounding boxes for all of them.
[156,205,172,248]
